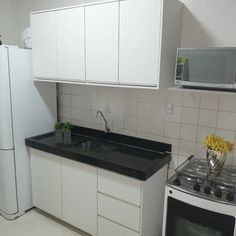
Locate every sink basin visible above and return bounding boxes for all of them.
[80,140,116,153]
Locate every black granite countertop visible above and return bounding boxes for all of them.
[25,126,171,181]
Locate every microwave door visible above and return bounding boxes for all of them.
[176,48,236,89]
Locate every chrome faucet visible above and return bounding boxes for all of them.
[96,110,110,133]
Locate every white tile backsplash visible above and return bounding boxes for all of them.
[165,121,180,139]
[59,94,71,106]
[180,124,198,142]
[183,92,200,108]
[181,107,199,125]
[58,85,236,173]
[200,94,219,110]
[166,106,182,123]
[167,92,183,106]
[219,94,236,112]
[198,109,218,128]
[179,140,196,157]
[150,119,165,136]
[216,129,235,143]
[197,126,215,143]
[217,111,236,130]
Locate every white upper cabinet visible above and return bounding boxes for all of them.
[30,0,182,88]
[56,7,86,82]
[119,0,161,86]
[31,11,58,79]
[119,0,183,88]
[85,2,119,83]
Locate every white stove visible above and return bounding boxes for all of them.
[162,157,236,236]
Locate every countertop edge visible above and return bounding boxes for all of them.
[25,128,171,181]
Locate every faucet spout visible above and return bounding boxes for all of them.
[96,110,110,133]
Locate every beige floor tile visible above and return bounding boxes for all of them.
[0,209,88,236]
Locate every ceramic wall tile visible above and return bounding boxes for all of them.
[59,94,71,107]
[58,85,236,172]
[166,106,182,123]
[165,122,180,139]
[200,94,219,110]
[198,109,218,128]
[180,124,198,142]
[58,84,71,94]
[181,107,199,125]
[183,92,200,108]
[179,140,196,157]
[219,94,236,112]
[197,126,216,143]
[217,111,236,131]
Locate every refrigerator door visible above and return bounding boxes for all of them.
[0,47,14,149]
[0,149,18,215]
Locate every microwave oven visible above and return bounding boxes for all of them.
[175,48,236,90]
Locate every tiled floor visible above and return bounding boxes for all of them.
[0,209,88,236]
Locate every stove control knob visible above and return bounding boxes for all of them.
[204,186,211,195]
[226,192,234,202]
[215,189,222,198]
[193,183,201,192]
[173,176,181,186]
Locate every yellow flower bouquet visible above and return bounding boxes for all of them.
[204,134,234,174]
[204,134,234,153]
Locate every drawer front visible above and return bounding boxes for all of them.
[98,193,140,231]
[98,169,142,206]
[98,216,139,236]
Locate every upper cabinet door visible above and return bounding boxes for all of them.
[56,7,86,82]
[85,2,119,83]
[119,0,162,86]
[31,12,58,79]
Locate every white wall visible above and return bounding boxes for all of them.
[180,0,236,47]
[0,0,18,45]
[2,0,236,47]
[15,0,85,44]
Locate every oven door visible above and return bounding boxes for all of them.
[162,186,236,236]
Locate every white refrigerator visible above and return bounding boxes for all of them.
[0,45,56,219]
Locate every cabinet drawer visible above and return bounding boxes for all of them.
[98,216,139,236]
[98,193,140,232]
[98,169,142,206]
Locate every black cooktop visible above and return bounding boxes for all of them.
[25,126,171,181]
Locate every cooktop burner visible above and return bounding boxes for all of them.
[168,157,236,205]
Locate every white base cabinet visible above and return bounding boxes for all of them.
[30,149,62,219]
[61,158,97,236]
[30,149,168,236]
[98,217,139,236]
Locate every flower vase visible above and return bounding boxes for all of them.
[206,148,227,175]
[63,130,72,145]
[55,129,63,144]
